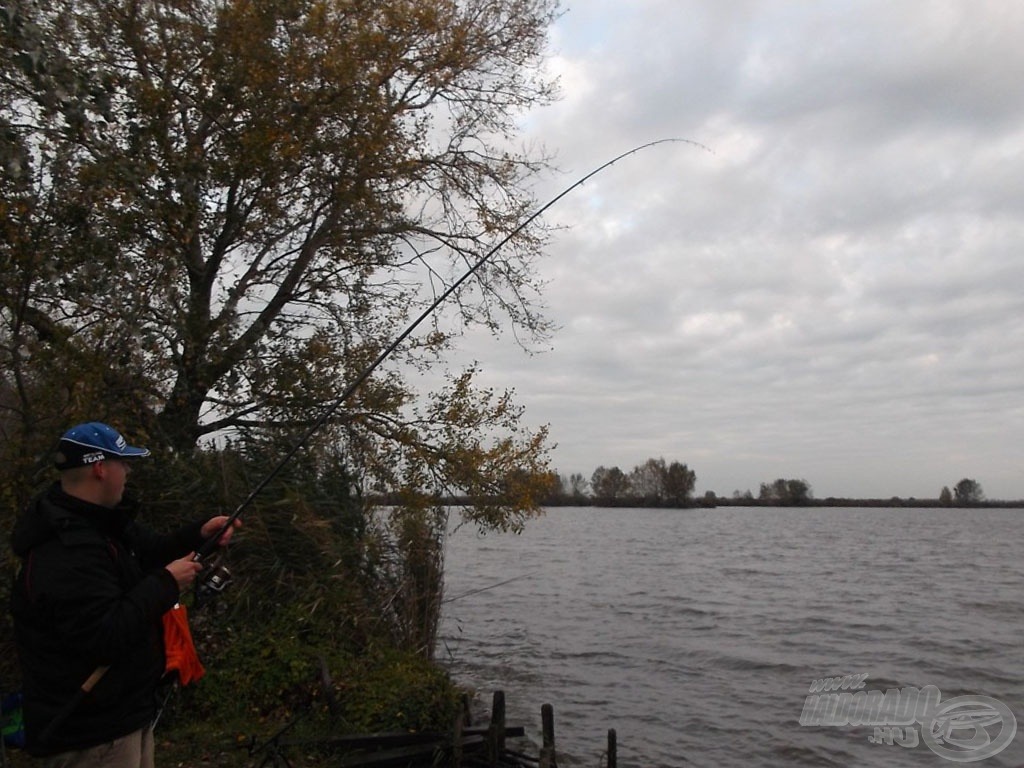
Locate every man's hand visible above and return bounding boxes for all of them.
[166,553,203,592]
[200,515,242,546]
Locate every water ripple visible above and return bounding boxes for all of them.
[439,507,1024,766]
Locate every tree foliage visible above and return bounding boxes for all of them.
[662,460,697,505]
[953,478,984,505]
[0,0,559,509]
[627,457,696,505]
[566,471,588,501]
[758,478,813,506]
[586,458,696,507]
[590,464,629,503]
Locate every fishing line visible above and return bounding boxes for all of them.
[197,137,707,558]
[442,573,535,604]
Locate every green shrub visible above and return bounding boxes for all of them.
[334,646,461,734]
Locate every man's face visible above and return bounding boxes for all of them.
[98,458,131,507]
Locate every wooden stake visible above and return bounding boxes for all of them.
[487,690,506,766]
[540,702,557,768]
[453,706,465,768]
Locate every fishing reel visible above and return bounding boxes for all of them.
[196,551,233,600]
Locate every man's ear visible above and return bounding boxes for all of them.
[90,461,108,480]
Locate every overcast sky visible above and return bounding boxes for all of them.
[442,1,1024,501]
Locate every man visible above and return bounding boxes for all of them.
[9,422,240,766]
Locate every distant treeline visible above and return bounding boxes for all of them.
[706,496,1024,509]
[452,464,1022,509]
[535,466,1024,508]
[438,493,1024,510]
[382,462,1024,510]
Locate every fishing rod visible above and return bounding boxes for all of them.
[193,137,701,568]
[39,139,699,744]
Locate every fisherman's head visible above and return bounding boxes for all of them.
[55,422,150,507]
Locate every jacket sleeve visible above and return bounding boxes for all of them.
[128,518,207,571]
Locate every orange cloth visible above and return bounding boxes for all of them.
[162,603,205,686]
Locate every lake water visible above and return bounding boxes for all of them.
[437,506,1024,767]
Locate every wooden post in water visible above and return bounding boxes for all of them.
[452,705,466,768]
[487,690,506,767]
[539,703,557,768]
[607,728,617,768]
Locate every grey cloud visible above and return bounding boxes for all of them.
[434,1,1024,500]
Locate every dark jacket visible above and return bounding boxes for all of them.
[10,483,205,755]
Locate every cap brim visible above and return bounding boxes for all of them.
[118,446,151,459]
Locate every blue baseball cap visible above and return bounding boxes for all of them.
[54,422,151,470]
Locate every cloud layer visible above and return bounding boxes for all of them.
[445,1,1024,500]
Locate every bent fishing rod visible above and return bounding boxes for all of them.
[41,139,699,744]
[194,137,702,566]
